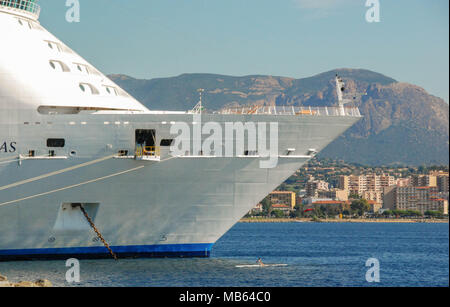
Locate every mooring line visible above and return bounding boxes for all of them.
[77,204,118,260]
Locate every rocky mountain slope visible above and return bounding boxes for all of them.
[110,69,449,166]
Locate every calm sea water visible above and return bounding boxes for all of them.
[0,222,448,287]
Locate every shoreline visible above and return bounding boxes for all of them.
[240,217,449,223]
[0,273,52,287]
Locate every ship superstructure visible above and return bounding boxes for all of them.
[0,1,361,260]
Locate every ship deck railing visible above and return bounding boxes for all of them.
[214,106,361,117]
[0,0,40,19]
[134,146,161,161]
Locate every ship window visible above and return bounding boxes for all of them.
[79,83,100,95]
[45,40,62,52]
[47,138,65,148]
[49,60,71,72]
[74,63,90,75]
[244,150,258,156]
[28,150,35,157]
[103,85,118,96]
[160,139,174,146]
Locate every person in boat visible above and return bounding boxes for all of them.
[256,257,265,266]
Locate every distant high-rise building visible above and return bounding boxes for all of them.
[437,175,449,193]
[383,186,448,215]
[383,186,396,210]
[338,176,349,191]
[396,178,411,187]
[366,174,381,193]
[306,180,329,197]
[380,174,396,188]
[363,190,383,205]
[340,174,396,196]
[411,175,437,187]
[268,191,297,209]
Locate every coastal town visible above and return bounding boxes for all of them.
[245,158,449,221]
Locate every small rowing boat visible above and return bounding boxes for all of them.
[235,264,288,268]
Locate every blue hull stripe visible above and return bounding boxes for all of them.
[0,243,213,260]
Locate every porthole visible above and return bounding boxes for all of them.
[77,65,82,72]
[70,150,77,156]
[106,87,110,94]
[79,84,85,92]
[49,61,56,69]
[48,42,53,49]
[18,19,23,26]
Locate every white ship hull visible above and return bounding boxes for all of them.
[0,112,359,259]
[0,1,361,260]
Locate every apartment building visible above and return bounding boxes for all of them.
[411,175,437,188]
[437,174,449,193]
[318,189,348,201]
[396,178,411,187]
[362,190,383,205]
[268,191,297,209]
[305,180,329,198]
[339,174,396,196]
[383,186,448,215]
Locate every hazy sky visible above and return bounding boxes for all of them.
[39,0,449,102]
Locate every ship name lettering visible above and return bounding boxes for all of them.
[0,141,16,153]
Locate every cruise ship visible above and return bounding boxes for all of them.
[0,0,362,260]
